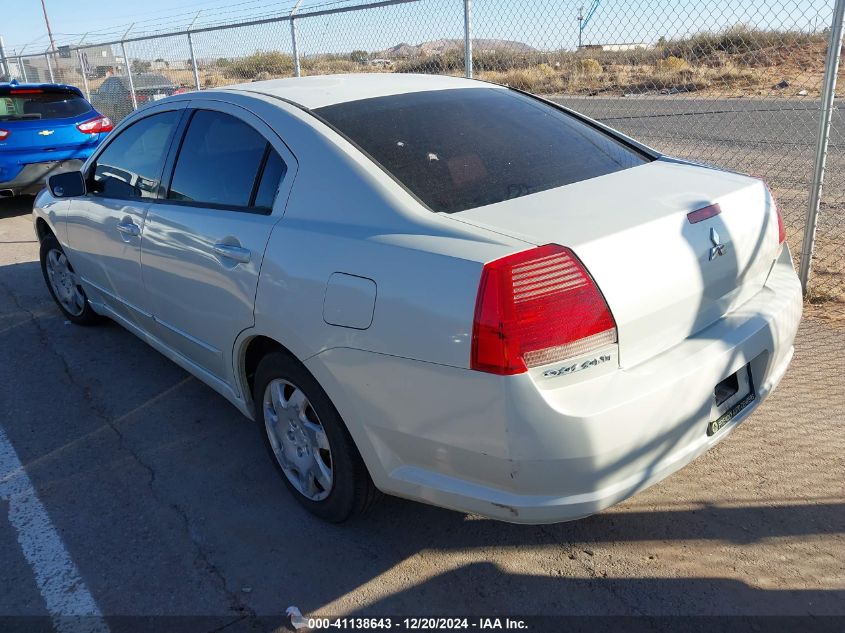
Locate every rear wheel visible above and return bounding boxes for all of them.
[40,234,100,325]
[254,351,379,522]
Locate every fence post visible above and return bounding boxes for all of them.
[291,19,301,77]
[77,49,91,100]
[800,0,845,295]
[121,41,138,110]
[289,0,303,78]
[463,0,473,78]
[45,51,55,83]
[187,32,201,90]
[18,56,28,82]
[0,37,9,79]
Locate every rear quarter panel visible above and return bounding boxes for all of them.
[233,92,528,370]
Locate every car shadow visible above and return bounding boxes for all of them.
[0,195,34,221]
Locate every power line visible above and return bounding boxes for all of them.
[8,0,296,50]
[7,0,396,52]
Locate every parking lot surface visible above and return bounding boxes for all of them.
[1,195,843,628]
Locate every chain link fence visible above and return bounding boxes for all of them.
[2,0,843,308]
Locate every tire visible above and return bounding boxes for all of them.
[40,234,100,326]
[254,350,380,522]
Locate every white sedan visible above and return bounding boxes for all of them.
[33,74,802,523]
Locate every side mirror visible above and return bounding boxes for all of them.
[48,171,86,198]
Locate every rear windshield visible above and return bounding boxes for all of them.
[316,88,650,214]
[0,91,91,122]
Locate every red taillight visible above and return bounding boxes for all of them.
[471,244,617,375]
[76,116,113,134]
[687,203,721,224]
[136,94,149,103]
[10,89,43,94]
[0,129,9,140]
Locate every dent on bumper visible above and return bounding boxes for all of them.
[306,248,803,524]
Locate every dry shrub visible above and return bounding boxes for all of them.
[665,25,823,63]
[302,58,359,75]
[227,51,293,79]
[536,63,558,76]
[656,55,689,73]
[480,67,564,93]
[713,67,758,87]
[577,58,603,75]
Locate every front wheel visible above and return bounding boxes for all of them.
[40,234,100,325]
[254,351,380,522]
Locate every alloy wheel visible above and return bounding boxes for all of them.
[45,248,86,317]
[263,378,334,501]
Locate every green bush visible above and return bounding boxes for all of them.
[349,50,369,64]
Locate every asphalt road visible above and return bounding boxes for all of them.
[552,96,844,150]
[0,193,843,631]
[552,96,845,199]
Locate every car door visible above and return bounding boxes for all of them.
[65,104,186,331]
[141,102,295,383]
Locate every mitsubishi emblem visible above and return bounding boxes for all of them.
[709,227,727,260]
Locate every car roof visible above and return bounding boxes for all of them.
[0,81,84,97]
[223,73,504,110]
[110,73,174,88]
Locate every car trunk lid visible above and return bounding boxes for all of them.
[453,160,782,368]
[0,116,99,153]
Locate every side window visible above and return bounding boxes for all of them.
[91,110,179,199]
[168,110,268,208]
[253,149,287,211]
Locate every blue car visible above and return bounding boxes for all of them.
[0,81,112,197]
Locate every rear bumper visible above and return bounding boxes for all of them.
[306,247,803,523]
[1,156,89,196]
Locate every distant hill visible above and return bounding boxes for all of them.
[380,39,535,58]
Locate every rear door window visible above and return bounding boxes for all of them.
[0,90,92,121]
[316,88,650,214]
[167,109,271,209]
[91,110,180,198]
[253,149,287,211]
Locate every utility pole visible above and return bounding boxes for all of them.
[40,0,57,53]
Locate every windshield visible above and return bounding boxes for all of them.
[315,88,650,214]
[0,91,92,122]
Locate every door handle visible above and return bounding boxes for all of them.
[212,243,251,264]
[116,221,140,237]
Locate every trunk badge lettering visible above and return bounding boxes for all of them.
[709,227,726,260]
[543,354,613,378]
[38,129,54,136]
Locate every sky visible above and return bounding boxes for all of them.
[1,0,836,60]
